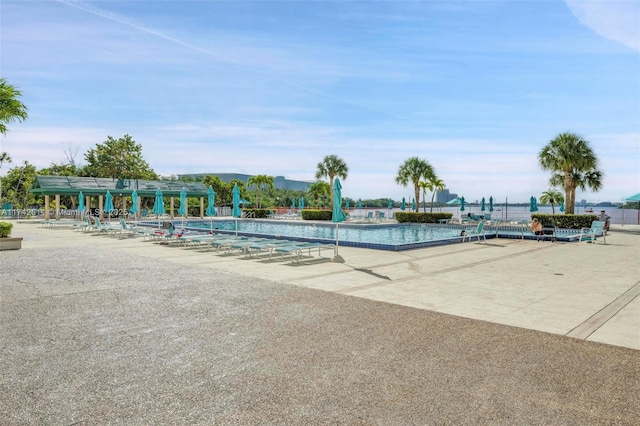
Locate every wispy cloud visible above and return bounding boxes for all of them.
[565,0,640,51]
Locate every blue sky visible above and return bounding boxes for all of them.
[1,0,638,203]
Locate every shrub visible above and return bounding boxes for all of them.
[395,212,453,223]
[531,213,596,229]
[0,221,13,238]
[301,210,333,221]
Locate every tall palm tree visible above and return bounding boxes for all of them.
[540,189,564,215]
[539,132,602,214]
[0,79,28,135]
[0,152,12,205]
[315,155,348,202]
[247,174,274,209]
[395,157,435,213]
[307,180,330,207]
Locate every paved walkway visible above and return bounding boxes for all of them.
[2,221,639,424]
[11,221,639,349]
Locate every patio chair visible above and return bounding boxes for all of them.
[579,220,607,245]
[462,220,487,243]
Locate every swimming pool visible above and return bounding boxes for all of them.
[178,219,473,251]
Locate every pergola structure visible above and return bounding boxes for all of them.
[30,176,210,221]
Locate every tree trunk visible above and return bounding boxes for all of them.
[414,185,420,213]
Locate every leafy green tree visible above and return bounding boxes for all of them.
[315,154,348,202]
[540,189,564,214]
[247,174,274,209]
[203,175,232,205]
[538,132,603,214]
[0,78,28,135]
[82,134,158,180]
[307,180,330,208]
[0,151,12,205]
[395,157,435,212]
[3,161,38,209]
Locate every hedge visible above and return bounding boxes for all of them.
[0,221,13,238]
[531,213,597,229]
[395,212,453,223]
[301,210,337,221]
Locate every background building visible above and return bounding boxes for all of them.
[435,189,458,203]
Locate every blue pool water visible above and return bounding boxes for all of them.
[179,219,468,251]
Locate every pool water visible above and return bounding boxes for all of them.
[182,219,467,251]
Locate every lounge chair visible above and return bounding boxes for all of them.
[579,220,607,245]
[273,242,335,263]
[245,239,299,258]
[462,220,486,243]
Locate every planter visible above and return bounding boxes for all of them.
[0,237,22,250]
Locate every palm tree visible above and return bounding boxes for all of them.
[539,132,603,214]
[424,176,445,213]
[0,79,28,135]
[395,157,435,213]
[307,180,331,207]
[247,174,274,209]
[315,155,348,202]
[540,189,564,214]
[0,151,11,205]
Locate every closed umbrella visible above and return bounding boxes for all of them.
[358,199,362,210]
[401,197,406,211]
[232,183,241,236]
[332,178,346,263]
[388,199,393,210]
[299,197,304,210]
[345,199,349,209]
[104,190,115,223]
[411,198,416,211]
[178,187,187,227]
[152,189,165,229]
[291,198,297,212]
[205,186,216,233]
[78,191,85,219]
[460,197,466,212]
[481,197,486,212]
[129,190,139,220]
[559,201,565,213]
[529,196,538,213]
[489,196,494,212]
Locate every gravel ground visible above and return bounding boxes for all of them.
[1,245,639,425]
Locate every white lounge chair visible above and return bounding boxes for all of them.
[579,220,607,245]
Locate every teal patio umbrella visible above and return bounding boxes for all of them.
[332,178,346,263]
[291,198,297,211]
[178,187,188,227]
[529,196,538,213]
[481,197,486,212]
[411,198,416,211]
[489,196,494,212]
[357,199,362,209]
[299,197,304,210]
[388,198,393,210]
[559,201,565,213]
[460,197,466,212]
[129,190,139,219]
[232,183,241,236]
[152,189,165,228]
[401,197,406,211]
[205,186,216,233]
[345,199,350,209]
[104,190,115,222]
[78,191,85,218]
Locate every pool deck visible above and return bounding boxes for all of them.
[7,221,639,349]
[2,221,639,423]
